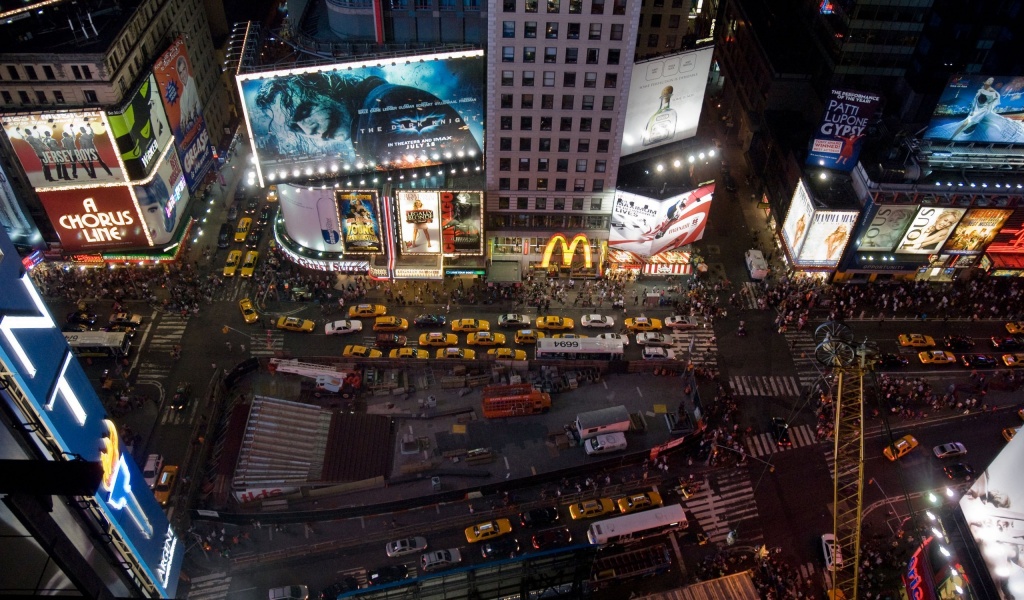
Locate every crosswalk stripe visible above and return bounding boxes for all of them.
[187,571,231,600]
[728,375,801,397]
[744,424,821,458]
[740,282,763,310]
[682,471,763,545]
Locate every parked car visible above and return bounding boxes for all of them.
[317,579,360,599]
[276,317,315,332]
[464,519,512,543]
[898,333,935,348]
[822,533,843,571]
[595,332,630,346]
[992,336,1024,351]
[616,491,663,514]
[66,311,98,326]
[771,417,791,448]
[109,312,143,327]
[943,335,975,351]
[883,435,918,461]
[664,315,700,330]
[170,383,192,411]
[142,454,164,488]
[943,463,975,481]
[152,465,179,506]
[960,354,997,368]
[567,498,616,520]
[414,314,447,327]
[641,347,676,360]
[874,353,908,369]
[636,332,670,346]
[624,317,663,332]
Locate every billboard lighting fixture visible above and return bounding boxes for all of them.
[292,169,301,177]
[981,183,988,187]
[331,165,339,172]
[673,160,682,168]
[318,166,326,174]
[699,152,706,160]
[709,149,716,157]
[356,162,365,169]
[688,155,695,163]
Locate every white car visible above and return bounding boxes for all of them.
[325,320,363,335]
[665,315,699,330]
[932,442,967,459]
[642,346,676,360]
[386,536,428,557]
[636,332,670,346]
[581,314,615,328]
[822,534,843,571]
[421,548,462,572]
[497,314,531,328]
[142,453,163,489]
[596,332,629,346]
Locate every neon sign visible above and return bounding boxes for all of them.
[540,233,592,269]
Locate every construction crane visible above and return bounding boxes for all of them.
[813,321,874,600]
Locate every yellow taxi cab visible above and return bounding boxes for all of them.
[153,465,179,506]
[624,317,663,332]
[390,348,429,360]
[883,434,918,461]
[514,329,545,344]
[373,316,409,332]
[276,316,315,332]
[568,498,617,520]
[1006,321,1024,335]
[349,304,387,318]
[464,519,512,543]
[1002,353,1024,367]
[1003,426,1020,442]
[553,333,589,339]
[240,250,259,278]
[437,347,476,360]
[238,298,259,324]
[616,491,663,514]
[266,185,278,202]
[536,316,574,330]
[898,333,935,348]
[234,217,252,242]
[419,332,458,347]
[343,345,383,359]
[918,350,956,365]
[487,348,527,361]
[222,250,242,277]
[452,319,490,333]
[468,331,506,346]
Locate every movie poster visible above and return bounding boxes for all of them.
[152,37,213,191]
[106,75,173,180]
[337,191,382,253]
[608,185,715,257]
[923,74,1024,144]
[440,191,482,255]
[782,180,814,258]
[806,88,881,172]
[2,111,125,189]
[132,149,188,245]
[0,164,37,244]
[397,191,441,254]
[857,205,917,252]
[941,209,1011,255]
[895,207,966,254]
[796,210,858,267]
[277,185,346,253]
[37,186,149,252]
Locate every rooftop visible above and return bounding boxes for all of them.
[0,0,138,55]
[736,0,816,76]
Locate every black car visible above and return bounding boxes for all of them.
[245,197,260,214]
[943,463,975,481]
[366,564,408,586]
[245,227,263,248]
[170,383,192,411]
[318,578,360,599]
[226,203,240,222]
[771,417,791,448]
[258,205,274,225]
[62,322,92,333]
[943,335,975,351]
[481,536,521,559]
[961,354,997,368]
[874,353,909,369]
[519,507,559,528]
[414,314,447,327]
[992,336,1024,351]
[531,527,572,550]
[66,311,99,326]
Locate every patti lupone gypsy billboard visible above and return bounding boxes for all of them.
[923,74,1024,144]
[337,191,382,254]
[941,208,1012,255]
[277,185,346,253]
[806,88,881,172]
[440,191,483,255]
[152,37,213,191]
[2,110,124,189]
[608,184,715,257]
[237,50,484,183]
[895,207,966,254]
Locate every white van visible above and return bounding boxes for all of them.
[584,432,627,456]
[745,249,769,281]
[268,585,309,600]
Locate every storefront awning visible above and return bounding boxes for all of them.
[487,261,522,283]
[643,263,692,275]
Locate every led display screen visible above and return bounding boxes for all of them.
[923,74,1024,143]
[941,208,1012,255]
[894,207,966,254]
[440,191,482,255]
[608,184,714,257]
[337,191,382,254]
[153,37,213,191]
[397,190,441,254]
[856,205,917,252]
[37,186,149,252]
[806,88,881,172]
[132,146,189,246]
[277,185,346,253]
[2,110,125,188]
[107,75,173,181]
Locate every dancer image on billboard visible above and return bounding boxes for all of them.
[951,78,1002,139]
[925,75,1024,143]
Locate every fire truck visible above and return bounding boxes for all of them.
[481,384,551,418]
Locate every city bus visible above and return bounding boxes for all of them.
[62,331,132,358]
[535,337,624,361]
[586,504,687,546]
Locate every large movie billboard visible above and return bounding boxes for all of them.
[37,186,149,252]
[856,205,917,252]
[397,191,441,254]
[608,184,715,257]
[806,89,881,172]
[277,185,346,253]
[0,164,37,244]
[941,208,1011,255]
[237,50,485,182]
[781,180,814,258]
[923,75,1024,143]
[895,207,966,254]
[133,146,189,246]
[621,47,714,156]
[440,191,482,255]
[107,75,172,181]
[2,111,124,189]
[153,37,213,191]
[337,191,382,254]
[796,210,858,267]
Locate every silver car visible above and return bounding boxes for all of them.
[932,442,967,459]
[421,548,462,572]
[385,536,427,558]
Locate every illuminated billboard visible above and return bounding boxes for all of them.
[107,75,172,181]
[441,191,483,255]
[397,191,441,254]
[0,164,37,244]
[38,186,149,252]
[796,210,858,267]
[277,185,345,253]
[133,145,189,246]
[608,184,715,257]
[236,50,485,182]
[895,207,966,254]
[806,89,881,172]
[621,47,714,156]
[781,180,814,258]
[0,229,184,598]
[856,205,917,252]
[942,208,1012,255]
[153,37,213,191]
[337,191,382,253]
[923,74,1024,143]
[2,110,125,189]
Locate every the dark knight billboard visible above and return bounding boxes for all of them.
[924,75,1024,143]
[236,50,484,183]
[806,88,881,172]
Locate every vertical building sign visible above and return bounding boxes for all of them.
[337,191,383,253]
[106,75,173,181]
[440,191,483,255]
[806,89,881,172]
[152,37,213,192]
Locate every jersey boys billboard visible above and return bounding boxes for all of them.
[2,111,124,189]
[236,50,485,183]
[807,89,881,172]
[153,37,213,192]
[107,75,173,181]
[923,74,1024,144]
[608,185,715,257]
[621,47,713,156]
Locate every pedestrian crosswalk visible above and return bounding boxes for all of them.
[667,328,718,367]
[187,571,231,600]
[745,424,820,458]
[728,375,802,397]
[782,328,832,396]
[739,282,763,310]
[680,470,762,546]
[135,316,188,381]
[251,330,285,357]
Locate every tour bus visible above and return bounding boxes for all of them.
[535,337,624,361]
[586,504,687,546]
[62,331,132,358]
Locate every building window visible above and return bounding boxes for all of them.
[18,91,29,103]
[565,48,578,63]
[519,158,531,170]
[518,179,530,191]
[465,0,480,10]
[502,70,514,85]
[610,23,623,40]
[25,66,38,80]
[554,197,566,210]
[542,94,554,109]
[520,138,533,151]
[521,116,533,130]
[578,139,590,152]
[563,72,576,87]
[560,117,573,131]
[556,179,568,191]
[415,0,431,10]
[501,93,513,108]
[665,35,677,48]
[538,158,549,171]
[561,95,574,110]
[591,0,604,13]
[582,95,594,110]
[541,116,553,130]
[525,21,537,37]
[545,47,558,62]
[546,22,559,37]
[83,89,98,103]
[499,196,511,209]
[558,139,571,152]
[520,93,534,109]
[1,91,11,104]
[501,137,513,150]
[502,47,515,62]
[81,66,93,79]
[543,71,555,87]
[500,178,511,190]
[580,118,592,132]
[522,71,536,86]
[501,116,513,130]
[607,49,620,64]
[6,66,20,80]
[503,21,516,36]
[539,138,551,151]
[595,159,607,172]
[650,13,662,26]
[669,14,680,28]
[613,0,626,13]
[557,158,569,172]
[591,196,603,209]
[569,0,581,12]
[573,197,585,210]
[35,90,46,103]
[503,0,516,10]
[597,139,609,152]
[525,0,538,10]
[42,65,55,80]
[567,23,580,39]
[599,118,612,132]
[589,23,602,38]
[500,158,512,171]
[604,73,617,88]
[586,48,600,64]
[602,96,615,110]
[518,197,529,209]
[536,195,547,207]
[584,72,597,88]
[647,34,659,47]
[523,47,536,62]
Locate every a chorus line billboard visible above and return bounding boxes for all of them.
[621,47,714,156]
[2,110,125,189]
[923,74,1024,144]
[941,208,1012,255]
[894,207,966,254]
[609,185,715,257]
[37,186,150,252]
[132,146,189,246]
[337,191,383,254]
[806,88,881,172]
[277,185,346,253]
[0,230,184,598]
[856,205,918,252]
[397,191,442,254]
[441,191,482,255]
[107,75,173,181]
[237,50,485,183]
[153,37,214,192]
